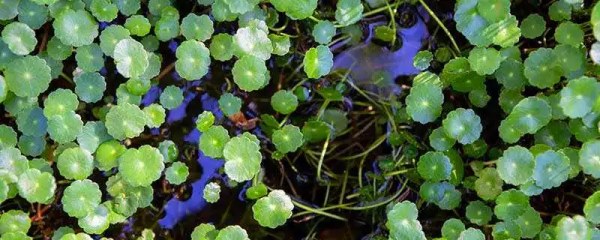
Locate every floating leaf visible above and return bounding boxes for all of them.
[335,0,363,27]
[406,82,444,124]
[442,108,482,145]
[494,59,526,90]
[215,225,249,240]
[78,205,110,234]
[17,168,55,203]
[210,33,234,61]
[176,40,211,81]
[143,104,166,128]
[303,45,333,79]
[1,22,37,55]
[271,90,298,114]
[95,140,126,171]
[199,126,230,158]
[105,103,146,140]
[0,210,30,235]
[533,150,570,189]
[160,86,184,110]
[272,125,304,154]
[124,15,151,37]
[466,201,492,225]
[203,182,221,203]
[218,93,242,117]
[53,10,98,47]
[232,55,269,91]
[521,13,546,39]
[556,215,591,240]
[385,201,426,240]
[413,50,433,70]
[90,0,118,22]
[503,96,552,137]
[429,127,456,151]
[417,151,452,182]
[75,43,104,72]
[458,228,485,240]
[468,47,502,75]
[524,48,562,89]
[234,22,272,60]
[99,25,131,57]
[113,38,149,78]
[62,179,102,218]
[559,76,599,118]
[313,20,336,44]
[442,218,465,240]
[47,112,84,144]
[118,145,165,187]
[4,56,51,97]
[497,146,534,185]
[270,0,317,20]
[474,168,503,200]
[57,147,94,180]
[195,111,215,132]
[181,14,214,41]
[223,135,262,182]
[555,21,583,47]
[252,190,294,228]
[165,162,189,185]
[579,140,600,178]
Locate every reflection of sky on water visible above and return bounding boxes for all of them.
[158,152,224,229]
[155,87,226,229]
[333,9,429,96]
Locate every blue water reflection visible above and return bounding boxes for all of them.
[333,9,429,96]
[158,152,224,229]
[158,91,225,229]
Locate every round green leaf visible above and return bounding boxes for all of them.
[497,146,534,185]
[303,45,333,79]
[62,179,102,218]
[4,56,51,97]
[57,147,94,180]
[252,190,294,228]
[118,145,165,187]
[222,135,262,182]
[533,150,570,189]
[272,125,304,154]
[442,108,482,144]
[175,40,211,81]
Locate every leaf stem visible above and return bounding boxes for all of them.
[155,62,176,81]
[417,0,461,55]
[291,200,348,221]
[340,180,408,211]
[316,133,331,181]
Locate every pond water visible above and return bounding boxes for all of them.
[144,6,433,238]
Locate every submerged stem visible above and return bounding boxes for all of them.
[291,200,348,221]
[417,0,461,55]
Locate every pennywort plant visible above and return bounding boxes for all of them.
[0,0,599,239]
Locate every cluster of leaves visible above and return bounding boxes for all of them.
[379,0,600,239]
[0,0,599,239]
[0,0,368,237]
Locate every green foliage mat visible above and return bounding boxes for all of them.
[0,0,599,239]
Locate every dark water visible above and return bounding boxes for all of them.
[143,6,432,239]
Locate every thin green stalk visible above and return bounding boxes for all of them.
[417,0,461,55]
[293,202,356,218]
[340,180,408,211]
[60,72,74,84]
[384,168,412,177]
[316,133,331,181]
[363,1,402,18]
[340,134,387,160]
[316,99,331,120]
[339,170,349,205]
[291,200,348,221]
